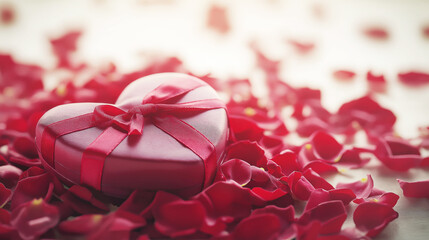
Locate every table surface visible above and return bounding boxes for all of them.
[1,0,429,239]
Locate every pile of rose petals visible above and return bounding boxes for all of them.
[1,24,429,240]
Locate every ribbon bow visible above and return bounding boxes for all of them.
[41,79,226,191]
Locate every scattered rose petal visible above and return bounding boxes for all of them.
[0,164,22,188]
[354,192,399,207]
[305,188,355,212]
[298,200,347,235]
[335,148,370,169]
[374,136,421,171]
[363,26,389,40]
[398,179,429,199]
[333,70,356,81]
[0,4,14,25]
[423,25,429,38]
[153,199,206,237]
[367,71,387,92]
[118,190,156,215]
[353,202,398,237]
[225,141,267,167]
[50,31,82,69]
[60,185,109,215]
[287,39,315,54]
[11,167,60,209]
[59,214,104,235]
[232,213,282,240]
[220,159,252,185]
[10,199,60,240]
[271,150,300,176]
[0,183,11,208]
[336,175,374,199]
[207,5,230,34]
[398,71,429,86]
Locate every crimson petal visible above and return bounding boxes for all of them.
[398,179,429,199]
[374,136,421,171]
[154,199,206,237]
[10,199,59,240]
[398,71,429,86]
[353,202,398,237]
[232,213,281,240]
[298,200,347,235]
[225,141,267,167]
[336,174,374,199]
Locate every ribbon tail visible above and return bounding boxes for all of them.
[80,127,128,190]
[153,115,216,188]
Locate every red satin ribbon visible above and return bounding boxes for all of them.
[41,79,226,191]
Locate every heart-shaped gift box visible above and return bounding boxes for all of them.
[35,73,229,197]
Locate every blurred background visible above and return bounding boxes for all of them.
[1,0,429,239]
[1,0,429,136]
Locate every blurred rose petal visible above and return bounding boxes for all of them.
[398,179,429,199]
[398,71,429,86]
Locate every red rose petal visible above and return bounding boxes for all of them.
[225,141,267,167]
[354,192,399,207]
[301,160,338,175]
[299,200,347,235]
[154,199,206,237]
[336,175,374,199]
[333,70,356,81]
[60,185,109,215]
[251,188,287,202]
[271,150,300,176]
[398,179,429,199]
[334,95,396,136]
[0,164,22,188]
[86,211,145,240]
[353,202,398,237]
[229,116,264,141]
[0,208,19,239]
[11,199,60,240]
[366,71,387,92]
[194,181,263,220]
[302,169,334,191]
[58,214,104,235]
[296,117,329,137]
[50,31,82,69]
[118,190,156,215]
[398,71,429,86]
[363,26,389,40]
[423,25,429,38]
[374,136,421,171]
[0,183,11,208]
[287,39,315,54]
[220,159,252,186]
[335,148,370,169]
[11,167,57,209]
[0,4,14,24]
[296,220,322,240]
[207,5,230,34]
[282,172,315,201]
[305,188,356,212]
[311,131,343,161]
[233,213,282,240]
[251,205,295,239]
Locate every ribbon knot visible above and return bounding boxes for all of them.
[93,103,161,136]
